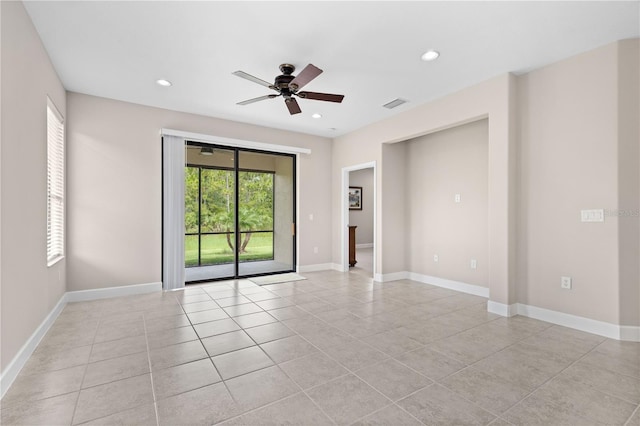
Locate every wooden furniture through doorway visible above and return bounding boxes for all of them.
[349,225,357,267]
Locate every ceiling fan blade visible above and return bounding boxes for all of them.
[297,91,344,103]
[237,94,278,105]
[285,98,301,115]
[232,71,275,90]
[288,64,322,91]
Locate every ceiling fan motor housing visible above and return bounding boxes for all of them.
[276,64,297,95]
[275,74,295,89]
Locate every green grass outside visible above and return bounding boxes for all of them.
[185,232,274,267]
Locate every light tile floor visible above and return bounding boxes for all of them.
[351,247,374,278]
[1,270,639,425]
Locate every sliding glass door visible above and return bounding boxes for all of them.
[238,150,294,276]
[184,143,295,282]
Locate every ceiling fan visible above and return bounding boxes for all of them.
[233,64,344,115]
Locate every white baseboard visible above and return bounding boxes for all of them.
[375,271,409,283]
[332,263,347,272]
[486,302,640,341]
[487,300,518,317]
[298,263,335,273]
[0,293,67,398]
[66,282,162,302]
[355,243,374,249]
[1,281,163,398]
[3,278,637,401]
[515,303,640,342]
[408,272,490,298]
[620,326,640,342]
[374,271,490,300]
[355,271,640,342]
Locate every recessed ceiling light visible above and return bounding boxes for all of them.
[156,79,172,87]
[312,113,322,119]
[421,50,440,61]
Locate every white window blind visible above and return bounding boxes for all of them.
[47,98,64,265]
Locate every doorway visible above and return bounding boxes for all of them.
[341,161,377,278]
[185,143,296,282]
[348,168,374,278]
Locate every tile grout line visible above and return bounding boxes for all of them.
[580,340,640,405]
[294,283,577,424]
[478,330,610,424]
[404,325,551,418]
[11,274,638,425]
[68,305,102,426]
[270,309,418,425]
[141,307,161,426]
[80,295,183,424]
[176,289,238,406]
[201,281,317,421]
[208,286,364,424]
[624,404,640,426]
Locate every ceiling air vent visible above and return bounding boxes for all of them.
[383,98,408,109]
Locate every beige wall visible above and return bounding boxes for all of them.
[334,39,638,327]
[273,156,294,266]
[380,143,407,274]
[2,3,638,388]
[516,41,632,325]
[66,92,332,291]
[0,0,3,378]
[617,39,640,327]
[405,119,489,287]
[348,168,374,245]
[333,74,516,304]
[0,1,67,373]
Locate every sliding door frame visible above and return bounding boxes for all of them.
[184,141,297,283]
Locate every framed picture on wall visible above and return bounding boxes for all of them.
[349,186,363,210]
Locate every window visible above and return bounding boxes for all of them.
[47,98,64,265]
[184,164,275,268]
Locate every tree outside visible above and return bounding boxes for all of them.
[185,166,275,267]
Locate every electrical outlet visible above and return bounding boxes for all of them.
[470,259,477,269]
[561,276,572,289]
[309,214,314,221]
[454,194,461,203]
[313,247,318,254]
[433,254,439,262]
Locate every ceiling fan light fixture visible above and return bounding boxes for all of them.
[200,147,214,156]
[156,79,172,87]
[312,113,322,119]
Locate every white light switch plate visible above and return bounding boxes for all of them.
[581,209,604,222]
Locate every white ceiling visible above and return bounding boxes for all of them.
[24,1,639,138]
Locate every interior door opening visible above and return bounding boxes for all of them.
[348,167,374,278]
[341,162,376,279]
[184,143,296,283]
